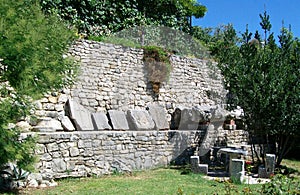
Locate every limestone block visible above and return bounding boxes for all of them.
[65,99,94,131]
[127,110,155,130]
[48,96,58,104]
[108,110,129,130]
[47,143,59,152]
[69,147,80,157]
[55,104,64,112]
[177,107,210,130]
[52,159,67,173]
[61,116,75,131]
[34,117,63,132]
[147,105,169,130]
[16,121,32,131]
[91,112,112,130]
[58,94,69,103]
[27,173,43,184]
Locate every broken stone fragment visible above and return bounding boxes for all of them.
[127,109,155,130]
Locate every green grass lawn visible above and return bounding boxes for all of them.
[21,168,261,195]
[13,159,300,195]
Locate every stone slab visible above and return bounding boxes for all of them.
[91,112,112,130]
[108,110,129,130]
[177,108,199,130]
[127,110,155,130]
[191,156,200,173]
[230,159,245,183]
[65,99,94,131]
[147,105,169,130]
[265,154,275,177]
[61,116,75,131]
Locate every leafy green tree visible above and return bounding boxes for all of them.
[40,0,206,37]
[213,13,300,166]
[0,0,77,170]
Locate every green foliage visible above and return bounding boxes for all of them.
[105,25,210,59]
[0,163,30,181]
[213,12,300,165]
[0,0,76,171]
[40,0,206,37]
[260,174,300,194]
[0,0,77,98]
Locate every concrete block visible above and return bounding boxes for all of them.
[258,165,268,178]
[265,154,275,177]
[230,159,245,183]
[190,156,208,175]
[199,164,208,175]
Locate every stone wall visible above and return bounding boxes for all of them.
[30,130,198,179]
[68,40,226,114]
[13,40,252,180]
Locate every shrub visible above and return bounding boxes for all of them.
[0,0,77,172]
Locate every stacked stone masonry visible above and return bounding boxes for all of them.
[31,130,198,179]
[68,40,226,113]
[14,40,251,179]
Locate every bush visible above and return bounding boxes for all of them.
[0,0,77,171]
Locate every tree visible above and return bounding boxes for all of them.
[40,0,207,37]
[213,13,300,166]
[0,0,77,170]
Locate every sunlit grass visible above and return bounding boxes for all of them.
[8,159,299,195]
[21,168,261,195]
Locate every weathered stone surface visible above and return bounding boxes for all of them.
[91,112,112,130]
[177,107,209,130]
[34,118,63,132]
[191,156,201,173]
[127,110,155,130]
[27,173,43,184]
[48,96,58,104]
[265,154,275,177]
[70,147,80,157]
[147,105,169,130]
[61,116,75,131]
[53,159,67,173]
[65,99,94,131]
[16,121,32,131]
[190,156,208,175]
[230,159,245,183]
[258,165,268,178]
[108,110,129,130]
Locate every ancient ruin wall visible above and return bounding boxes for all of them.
[31,130,197,179]
[68,40,226,114]
[16,40,239,181]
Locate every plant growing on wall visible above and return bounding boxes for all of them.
[143,46,172,95]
